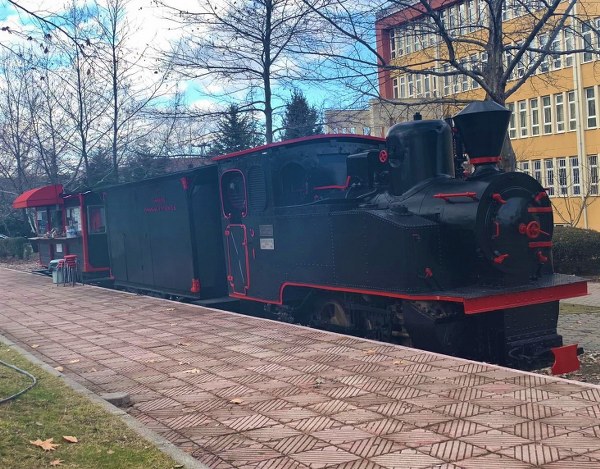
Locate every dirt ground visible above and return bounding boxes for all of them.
[2,258,599,385]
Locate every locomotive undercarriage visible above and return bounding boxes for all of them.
[268,292,568,371]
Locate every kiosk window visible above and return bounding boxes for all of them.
[88,206,106,234]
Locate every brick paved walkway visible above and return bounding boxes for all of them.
[559,282,600,352]
[3,268,600,468]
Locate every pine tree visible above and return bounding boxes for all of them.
[211,104,263,155]
[282,90,323,141]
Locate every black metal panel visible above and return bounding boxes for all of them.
[104,166,227,298]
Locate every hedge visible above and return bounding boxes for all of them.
[553,226,600,276]
[0,237,31,260]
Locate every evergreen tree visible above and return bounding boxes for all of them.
[211,104,263,155]
[282,90,323,141]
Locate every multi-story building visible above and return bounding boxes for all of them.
[375,0,600,230]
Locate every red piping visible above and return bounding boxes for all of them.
[528,207,553,213]
[433,192,478,202]
[470,156,501,165]
[314,176,351,191]
[529,241,552,248]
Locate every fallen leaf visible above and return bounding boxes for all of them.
[177,342,191,347]
[63,435,78,443]
[364,349,376,355]
[182,368,201,374]
[54,366,64,372]
[107,449,115,455]
[165,308,175,312]
[393,360,405,365]
[30,438,59,451]
[35,421,43,427]
[68,359,80,364]
[31,344,39,349]
[49,459,63,467]
[178,361,190,365]
[230,398,243,404]
[90,368,97,372]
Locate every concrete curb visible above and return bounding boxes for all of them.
[0,333,209,469]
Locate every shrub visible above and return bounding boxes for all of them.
[553,226,600,276]
[0,237,31,260]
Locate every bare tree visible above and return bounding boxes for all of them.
[161,0,323,144]
[0,51,35,194]
[94,0,172,182]
[301,0,600,169]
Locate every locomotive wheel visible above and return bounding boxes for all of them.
[314,298,352,329]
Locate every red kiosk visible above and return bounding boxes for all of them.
[13,185,110,281]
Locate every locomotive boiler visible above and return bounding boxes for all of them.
[215,100,587,372]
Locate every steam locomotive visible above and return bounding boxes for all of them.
[17,100,587,373]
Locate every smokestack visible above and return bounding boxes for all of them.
[452,100,511,175]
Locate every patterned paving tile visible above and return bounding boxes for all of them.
[498,442,575,465]
[385,428,449,448]
[370,448,444,468]
[290,445,361,468]
[3,269,600,469]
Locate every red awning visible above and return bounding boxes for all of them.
[12,184,64,209]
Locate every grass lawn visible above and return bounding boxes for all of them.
[560,302,600,314]
[0,345,181,469]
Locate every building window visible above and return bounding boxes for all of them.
[392,77,399,99]
[530,98,540,135]
[564,28,574,67]
[415,74,422,97]
[533,160,542,183]
[582,21,594,63]
[542,95,552,134]
[508,102,516,139]
[443,65,450,96]
[586,87,597,128]
[406,32,413,54]
[551,35,562,69]
[399,75,406,98]
[545,159,555,196]
[570,156,580,195]
[521,160,530,175]
[518,100,528,137]
[424,74,431,97]
[539,34,550,73]
[555,93,565,132]
[397,34,405,57]
[589,154,599,195]
[363,127,371,136]
[558,158,568,195]
[408,74,414,97]
[389,29,396,59]
[568,91,577,131]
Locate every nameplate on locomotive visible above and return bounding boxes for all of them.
[260,238,275,250]
[259,224,273,237]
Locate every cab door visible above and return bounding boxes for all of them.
[221,169,250,295]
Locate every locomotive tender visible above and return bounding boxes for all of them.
[17,100,587,373]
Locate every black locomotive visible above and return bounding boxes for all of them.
[18,101,587,373]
